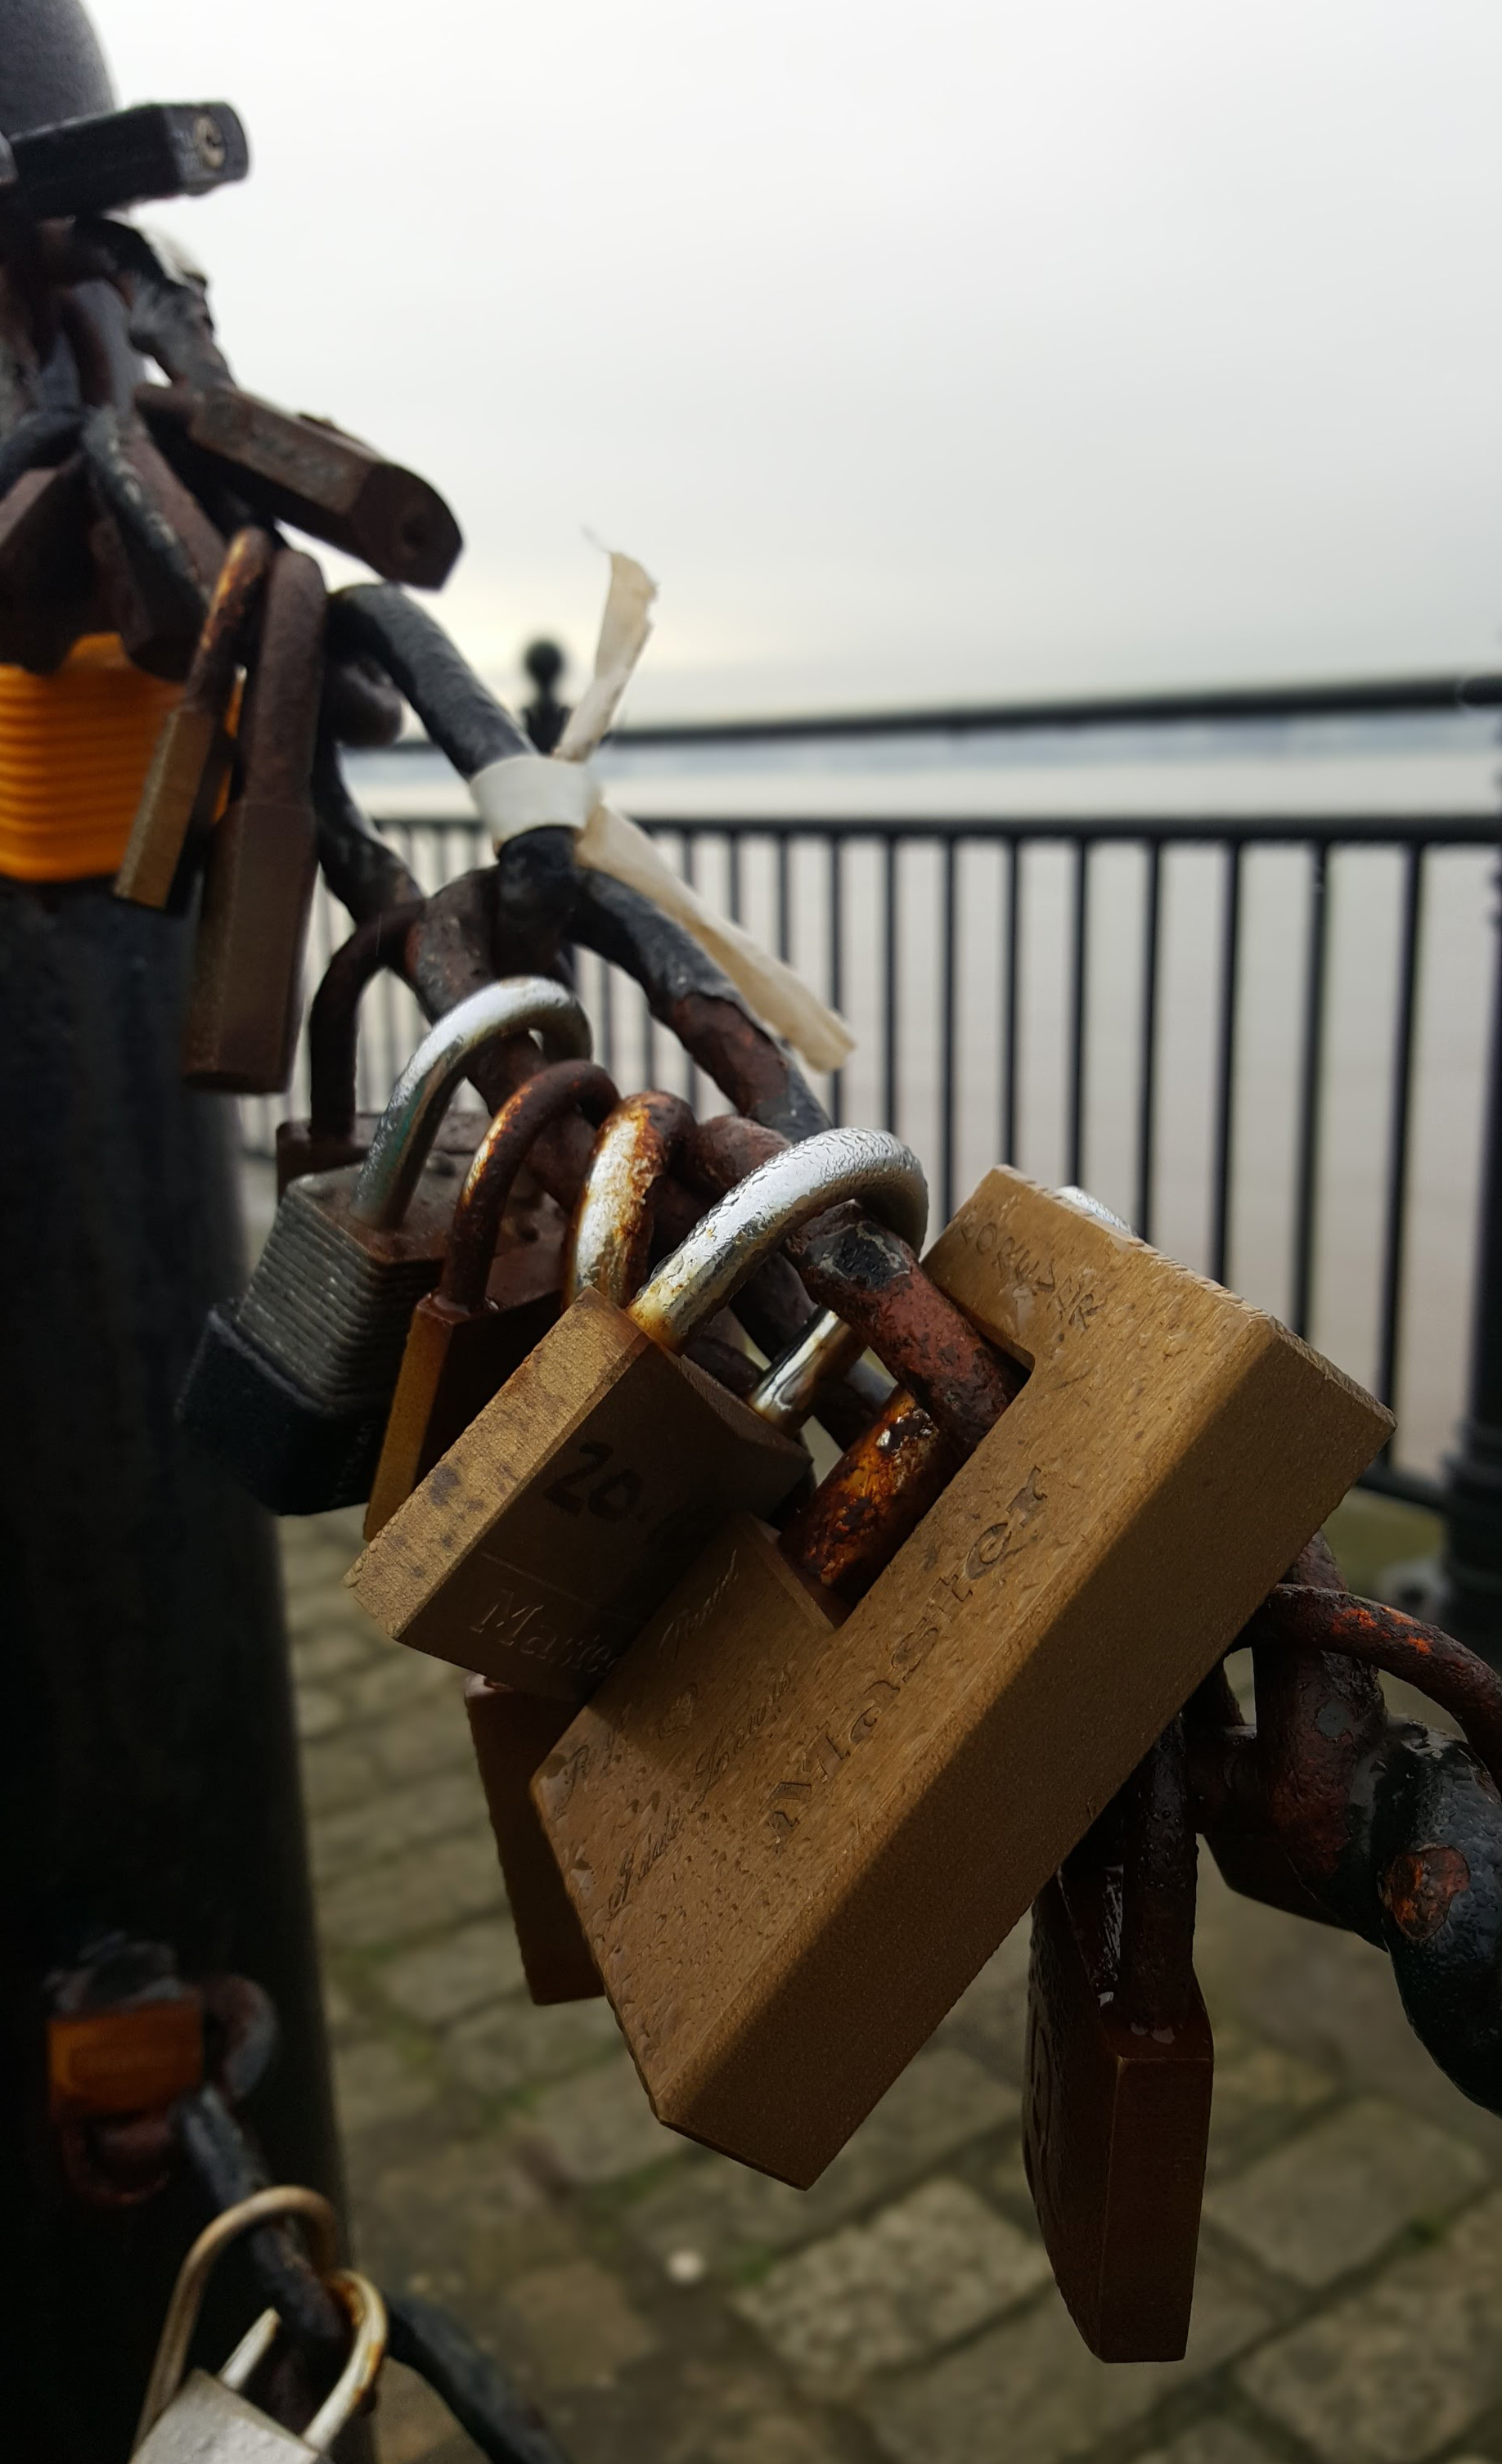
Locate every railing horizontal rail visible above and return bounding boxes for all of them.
[378,670,1502,749]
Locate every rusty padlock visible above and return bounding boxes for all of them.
[83,408,226,678]
[365,1059,620,1540]
[137,380,462,587]
[178,978,590,1513]
[347,1127,927,1703]
[0,453,100,669]
[114,524,272,910]
[532,1169,1391,2186]
[1023,1716,1212,2362]
[181,547,325,1093]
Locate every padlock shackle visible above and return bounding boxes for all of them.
[181,522,272,717]
[307,899,425,1139]
[565,1089,696,1309]
[628,1127,927,1353]
[352,978,591,1230]
[442,1059,619,1311]
[749,1309,869,1431]
[217,2268,389,2454]
[133,2184,339,2444]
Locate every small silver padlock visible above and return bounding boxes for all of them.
[133,2185,386,2462]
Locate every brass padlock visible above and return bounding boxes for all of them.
[181,548,326,1094]
[347,1126,928,1702]
[533,1168,1392,2185]
[459,1097,866,2006]
[178,978,591,1514]
[133,2185,384,2459]
[115,525,272,911]
[365,1059,620,1540]
[1024,1719,1213,2361]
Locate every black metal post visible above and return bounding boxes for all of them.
[0,880,347,2456]
[1439,850,1502,1661]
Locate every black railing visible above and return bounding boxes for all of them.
[242,672,1502,1641]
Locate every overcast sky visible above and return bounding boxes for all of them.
[97,2,1502,716]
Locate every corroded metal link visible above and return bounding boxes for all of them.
[788,1207,1023,1459]
[779,1388,958,1607]
[443,1062,618,1315]
[566,1090,695,1309]
[1196,1583,1502,2116]
[1117,1718,1197,2032]
[1252,1586,1502,1790]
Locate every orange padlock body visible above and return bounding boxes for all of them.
[47,1994,204,2120]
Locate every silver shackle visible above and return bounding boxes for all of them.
[627,1127,929,1354]
[353,978,591,1230]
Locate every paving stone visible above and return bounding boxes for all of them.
[503,2259,659,2387]
[693,2417,842,2464]
[1138,2426,1281,2464]
[869,2250,1275,2464]
[1204,2026,1339,2183]
[1204,2096,1490,2287]
[287,1581,358,1638]
[1239,2188,1502,2462]
[311,1768,488,1883]
[367,1693,479,1785]
[524,2053,686,2185]
[378,1918,527,2025]
[735,2179,1050,2392]
[341,1647,459,1723]
[297,1684,344,1741]
[293,1625,375,1682]
[629,2048,1019,2273]
[444,1995,621,2096]
[937,1922,1032,2084]
[374,2358,475,2463]
[300,1731,385,1815]
[353,2131,573,2300]
[322,1974,362,2040]
[318,1832,505,1950]
[335,2039,439,2134]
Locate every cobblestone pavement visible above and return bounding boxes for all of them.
[281,1501,1502,2464]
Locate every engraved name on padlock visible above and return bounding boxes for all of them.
[533,1168,1392,2186]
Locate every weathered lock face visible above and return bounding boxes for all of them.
[532,1167,1392,2186]
[349,1128,929,1700]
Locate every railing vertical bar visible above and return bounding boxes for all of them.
[1374,841,1426,1431]
[682,830,703,1113]
[1066,839,1089,1188]
[1209,840,1244,1287]
[828,834,844,1126]
[882,838,898,1134]
[727,831,743,924]
[1001,836,1020,1164]
[596,948,616,1078]
[776,832,791,963]
[1290,839,1332,1341]
[940,834,958,1223]
[1135,839,1162,1241]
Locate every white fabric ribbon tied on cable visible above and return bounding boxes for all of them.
[468,551,855,1074]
